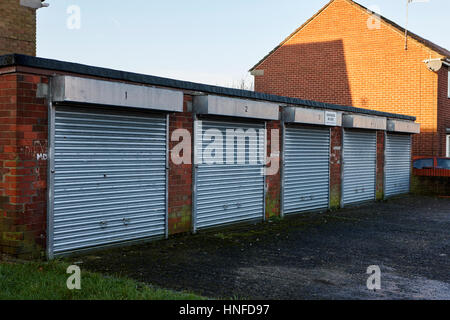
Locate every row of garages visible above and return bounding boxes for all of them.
[44,75,419,257]
[284,123,412,212]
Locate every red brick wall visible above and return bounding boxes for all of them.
[376,131,385,200]
[265,119,281,218]
[0,0,37,56]
[253,0,441,156]
[168,96,193,234]
[329,127,342,208]
[437,67,450,156]
[0,72,48,259]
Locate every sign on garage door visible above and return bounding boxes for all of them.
[50,106,167,255]
[385,133,412,197]
[283,126,330,214]
[342,130,377,206]
[194,119,265,231]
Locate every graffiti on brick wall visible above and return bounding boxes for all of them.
[330,146,341,165]
[37,153,48,161]
[20,140,48,161]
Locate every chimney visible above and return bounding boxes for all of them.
[0,0,48,56]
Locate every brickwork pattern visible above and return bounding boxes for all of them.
[0,73,48,259]
[253,0,443,156]
[0,0,37,56]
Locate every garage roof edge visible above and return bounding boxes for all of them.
[0,54,416,121]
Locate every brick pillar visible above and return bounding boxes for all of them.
[376,130,385,200]
[265,119,281,219]
[168,95,193,235]
[0,73,48,259]
[0,0,37,56]
[329,127,342,209]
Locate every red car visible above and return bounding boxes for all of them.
[413,156,450,177]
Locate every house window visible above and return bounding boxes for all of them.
[447,135,450,157]
[413,158,434,169]
[448,70,450,98]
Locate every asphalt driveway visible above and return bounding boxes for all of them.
[72,195,450,300]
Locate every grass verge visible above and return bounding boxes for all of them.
[0,260,205,300]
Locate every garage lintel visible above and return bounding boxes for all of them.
[51,76,184,112]
[283,106,343,127]
[342,114,387,131]
[387,119,421,134]
[193,95,280,120]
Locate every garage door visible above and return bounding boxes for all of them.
[342,130,377,205]
[194,120,265,230]
[385,133,411,197]
[283,127,330,214]
[51,106,167,254]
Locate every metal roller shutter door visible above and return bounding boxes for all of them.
[194,120,265,230]
[343,130,377,205]
[385,134,412,197]
[51,106,167,254]
[283,127,330,214]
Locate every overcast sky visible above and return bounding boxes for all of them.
[37,0,450,88]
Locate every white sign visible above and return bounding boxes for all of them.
[325,111,337,126]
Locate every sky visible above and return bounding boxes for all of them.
[37,0,450,88]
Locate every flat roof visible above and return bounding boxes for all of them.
[0,54,415,121]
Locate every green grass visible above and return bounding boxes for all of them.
[0,261,205,300]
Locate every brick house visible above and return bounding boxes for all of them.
[250,0,450,157]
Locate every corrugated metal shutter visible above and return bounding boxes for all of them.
[385,133,411,197]
[283,127,330,214]
[343,130,377,205]
[52,106,167,254]
[194,120,265,230]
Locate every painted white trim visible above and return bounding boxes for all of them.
[448,69,450,98]
[446,134,450,157]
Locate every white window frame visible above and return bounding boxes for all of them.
[448,70,450,98]
[447,134,450,157]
